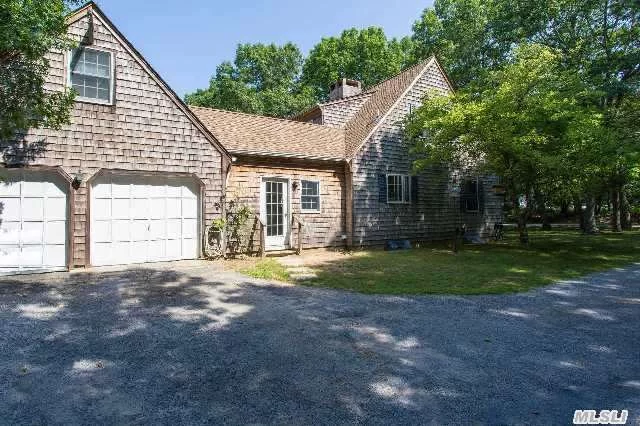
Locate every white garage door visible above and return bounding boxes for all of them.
[0,170,68,275]
[91,174,200,266]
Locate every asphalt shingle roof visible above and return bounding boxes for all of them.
[190,106,346,161]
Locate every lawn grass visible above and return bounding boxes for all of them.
[241,229,640,295]
[239,258,290,282]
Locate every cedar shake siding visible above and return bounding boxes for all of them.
[227,157,346,249]
[2,5,226,267]
[350,61,503,246]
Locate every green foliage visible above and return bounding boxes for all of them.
[185,43,314,117]
[410,0,508,87]
[0,0,79,142]
[406,44,600,231]
[211,217,226,231]
[301,27,414,100]
[186,27,414,116]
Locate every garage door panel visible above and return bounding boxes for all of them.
[182,185,198,198]
[149,239,165,259]
[150,220,165,239]
[166,239,181,259]
[131,241,148,263]
[112,182,131,198]
[21,245,43,267]
[0,221,21,243]
[92,198,112,220]
[1,198,22,221]
[0,171,68,274]
[43,245,66,267]
[112,199,130,219]
[166,219,181,239]
[22,180,44,196]
[92,183,111,198]
[93,242,112,265]
[21,221,44,244]
[91,175,199,266]
[166,185,181,197]
[131,198,149,219]
[0,182,20,197]
[92,221,111,242]
[43,181,66,197]
[182,239,197,258]
[183,198,198,218]
[131,220,148,241]
[166,198,181,218]
[22,198,44,220]
[0,245,20,266]
[183,218,197,238]
[45,221,67,244]
[150,199,165,219]
[112,241,130,264]
[112,220,131,241]
[45,197,67,220]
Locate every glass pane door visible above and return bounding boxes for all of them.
[262,179,288,248]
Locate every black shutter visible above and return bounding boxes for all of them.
[411,176,419,204]
[378,174,387,203]
[478,179,485,213]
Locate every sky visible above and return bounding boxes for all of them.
[96,0,434,97]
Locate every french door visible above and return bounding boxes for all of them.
[261,178,289,249]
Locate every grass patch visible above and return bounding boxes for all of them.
[242,230,640,295]
[240,258,290,282]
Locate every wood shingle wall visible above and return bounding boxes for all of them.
[351,62,503,246]
[227,157,346,250]
[2,11,225,267]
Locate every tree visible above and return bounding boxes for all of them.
[185,43,314,118]
[410,0,640,231]
[301,27,413,100]
[409,0,512,88]
[405,44,596,242]
[0,0,78,148]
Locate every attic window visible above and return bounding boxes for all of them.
[69,47,114,104]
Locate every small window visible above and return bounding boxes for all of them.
[301,180,320,212]
[461,178,479,212]
[387,174,410,204]
[69,47,113,104]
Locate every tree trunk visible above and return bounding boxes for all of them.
[621,190,632,230]
[517,209,529,244]
[611,187,622,232]
[584,196,599,234]
[575,198,584,231]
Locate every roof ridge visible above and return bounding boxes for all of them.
[188,105,342,131]
[318,90,375,107]
[364,56,435,92]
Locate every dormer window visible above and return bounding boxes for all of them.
[69,47,113,104]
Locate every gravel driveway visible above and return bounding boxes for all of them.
[1,261,639,425]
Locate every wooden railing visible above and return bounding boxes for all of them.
[255,213,266,258]
[291,214,306,255]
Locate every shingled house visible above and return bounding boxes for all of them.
[192,59,503,252]
[0,2,502,274]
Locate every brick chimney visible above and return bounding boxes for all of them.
[328,78,362,101]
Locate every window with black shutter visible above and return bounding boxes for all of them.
[461,178,479,212]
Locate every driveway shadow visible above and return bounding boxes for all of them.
[0,263,639,424]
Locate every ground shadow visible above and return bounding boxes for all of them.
[0,261,639,424]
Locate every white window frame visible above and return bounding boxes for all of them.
[386,174,411,204]
[300,179,321,213]
[462,177,480,213]
[67,46,115,105]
